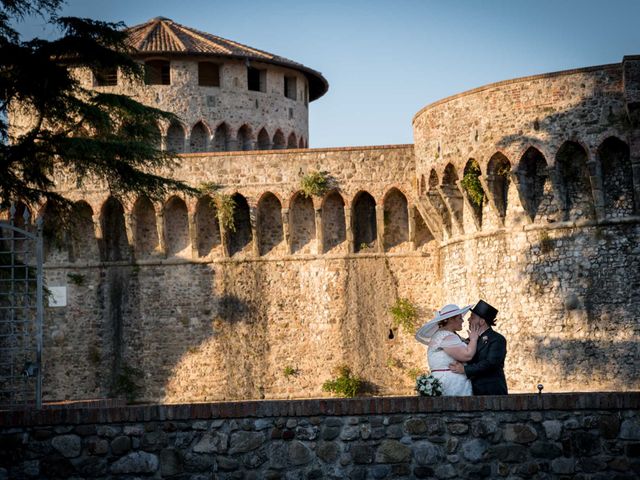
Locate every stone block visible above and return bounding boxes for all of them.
[51,434,81,458]
[316,441,340,463]
[551,457,575,474]
[461,438,488,462]
[110,451,159,474]
[110,435,131,455]
[350,443,374,464]
[229,431,265,454]
[160,448,183,476]
[288,440,312,466]
[620,419,640,440]
[504,423,537,443]
[543,420,562,441]
[193,432,228,453]
[375,440,411,463]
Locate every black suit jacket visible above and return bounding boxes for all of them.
[464,328,508,395]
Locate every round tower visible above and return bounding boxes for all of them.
[86,17,328,152]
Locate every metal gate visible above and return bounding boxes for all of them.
[0,203,43,409]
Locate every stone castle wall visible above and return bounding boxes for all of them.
[35,145,445,403]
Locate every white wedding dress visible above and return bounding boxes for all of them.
[425,330,472,396]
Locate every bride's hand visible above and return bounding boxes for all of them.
[467,322,481,341]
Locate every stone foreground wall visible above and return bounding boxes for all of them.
[1,393,640,479]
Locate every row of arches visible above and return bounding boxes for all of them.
[420,137,636,236]
[163,121,306,153]
[12,188,434,264]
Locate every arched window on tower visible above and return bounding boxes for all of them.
[290,192,316,254]
[287,132,297,149]
[163,196,190,258]
[322,191,346,253]
[166,122,185,153]
[190,122,209,153]
[517,147,556,222]
[353,191,377,252]
[132,196,159,259]
[598,137,634,217]
[555,141,594,221]
[100,197,129,262]
[228,194,253,256]
[257,193,284,256]
[383,188,409,252]
[257,128,271,150]
[237,125,253,151]
[273,130,285,150]
[214,123,230,152]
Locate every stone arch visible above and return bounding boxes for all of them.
[441,163,464,228]
[461,159,484,227]
[298,137,305,149]
[273,130,285,150]
[228,193,252,256]
[353,191,377,252]
[163,196,190,257]
[257,128,271,150]
[237,125,253,151]
[257,192,284,256]
[517,147,556,222]
[555,141,594,221]
[166,121,186,153]
[41,201,69,263]
[69,201,98,262]
[214,122,230,152]
[190,121,209,153]
[487,153,511,222]
[322,191,346,253]
[287,132,297,149]
[427,169,452,235]
[383,188,409,252]
[100,196,129,262]
[413,205,434,250]
[131,196,159,259]
[195,196,221,257]
[290,192,316,254]
[598,137,634,217]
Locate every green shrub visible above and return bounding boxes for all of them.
[390,297,417,333]
[283,365,299,378]
[214,194,236,232]
[300,171,330,198]
[461,160,484,207]
[322,365,363,398]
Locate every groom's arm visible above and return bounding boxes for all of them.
[463,336,506,380]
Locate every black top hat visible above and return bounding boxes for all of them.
[471,300,498,323]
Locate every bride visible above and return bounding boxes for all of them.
[415,304,481,396]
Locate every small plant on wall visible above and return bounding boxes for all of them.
[461,160,484,208]
[198,183,236,232]
[389,297,418,333]
[283,365,299,378]
[300,170,330,198]
[322,365,363,398]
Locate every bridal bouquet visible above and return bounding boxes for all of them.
[415,374,443,397]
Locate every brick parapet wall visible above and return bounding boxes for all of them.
[3,393,639,428]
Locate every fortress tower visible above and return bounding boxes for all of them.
[86,17,328,152]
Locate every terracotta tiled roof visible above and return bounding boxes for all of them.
[125,17,328,101]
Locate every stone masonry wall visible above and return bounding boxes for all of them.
[33,146,445,403]
[2,393,640,479]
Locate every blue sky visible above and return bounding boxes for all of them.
[15,0,640,148]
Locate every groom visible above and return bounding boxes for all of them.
[450,300,508,395]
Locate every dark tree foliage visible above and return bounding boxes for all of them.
[0,0,196,211]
